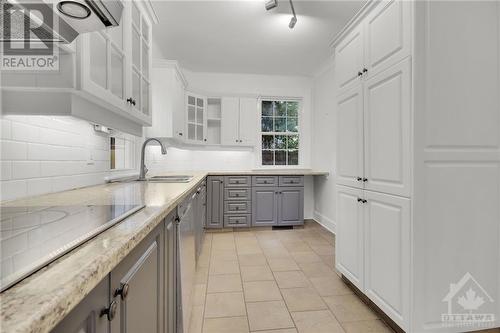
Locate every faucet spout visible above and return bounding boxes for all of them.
[139,138,167,181]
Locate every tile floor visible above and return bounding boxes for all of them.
[188,221,395,333]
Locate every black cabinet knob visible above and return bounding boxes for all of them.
[363,68,368,73]
[357,198,363,202]
[357,177,363,182]
[101,300,118,321]
[358,71,363,76]
[362,199,367,203]
[127,97,133,104]
[115,283,129,300]
[363,178,368,182]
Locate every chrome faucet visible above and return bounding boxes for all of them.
[139,138,167,181]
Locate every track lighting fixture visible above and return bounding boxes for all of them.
[265,0,277,11]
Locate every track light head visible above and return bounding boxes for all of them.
[289,16,297,29]
[265,0,277,11]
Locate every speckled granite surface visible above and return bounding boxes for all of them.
[0,169,328,333]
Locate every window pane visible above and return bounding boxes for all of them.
[287,135,299,149]
[262,135,274,149]
[287,101,299,117]
[262,101,273,116]
[275,150,286,165]
[288,150,299,165]
[261,117,273,132]
[274,117,286,132]
[287,117,298,132]
[276,101,286,116]
[262,150,274,165]
[275,135,286,149]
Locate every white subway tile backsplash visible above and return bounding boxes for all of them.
[11,122,40,142]
[1,119,12,139]
[91,149,110,161]
[1,161,12,181]
[12,161,41,179]
[26,178,53,196]
[1,180,28,201]
[40,161,85,177]
[27,144,86,161]
[1,141,28,160]
[38,127,84,147]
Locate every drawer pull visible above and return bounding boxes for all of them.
[264,180,268,184]
[235,206,240,210]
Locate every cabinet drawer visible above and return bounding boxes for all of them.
[224,201,251,214]
[224,214,251,228]
[224,176,251,187]
[279,176,304,186]
[252,176,278,187]
[224,188,251,200]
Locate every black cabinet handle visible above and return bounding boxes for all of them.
[357,177,363,182]
[204,139,207,142]
[363,68,368,73]
[115,283,129,300]
[127,97,133,104]
[362,199,367,203]
[358,71,363,76]
[179,132,183,136]
[357,198,363,202]
[101,300,118,321]
[363,178,368,182]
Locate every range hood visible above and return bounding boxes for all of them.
[4,0,123,44]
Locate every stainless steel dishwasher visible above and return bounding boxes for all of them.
[176,192,196,333]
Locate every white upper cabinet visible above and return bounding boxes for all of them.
[220,97,257,146]
[186,92,207,143]
[335,0,410,95]
[364,0,411,77]
[337,85,364,189]
[363,58,411,197]
[335,24,365,93]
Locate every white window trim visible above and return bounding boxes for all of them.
[255,97,303,169]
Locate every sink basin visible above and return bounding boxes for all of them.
[146,175,194,183]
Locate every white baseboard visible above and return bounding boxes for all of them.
[313,210,336,235]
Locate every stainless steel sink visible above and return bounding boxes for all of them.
[145,175,194,183]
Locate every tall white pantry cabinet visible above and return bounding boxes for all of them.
[333,1,500,332]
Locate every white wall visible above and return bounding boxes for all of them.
[311,60,337,233]
[0,115,139,201]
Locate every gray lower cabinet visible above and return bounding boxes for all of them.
[164,213,177,333]
[252,187,278,226]
[206,176,224,228]
[51,278,110,333]
[278,187,304,225]
[110,223,164,333]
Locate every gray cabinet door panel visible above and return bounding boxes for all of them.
[224,188,251,201]
[164,214,177,333]
[207,176,224,228]
[224,201,251,214]
[110,224,164,333]
[278,187,304,225]
[51,278,110,333]
[252,176,278,187]
[252,187,278,226]
[224,176,251,187]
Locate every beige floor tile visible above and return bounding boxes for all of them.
[241,265,275,282]
[268,257,299,271]
[203,316,250,333]
[310,244,335,256]
[209,260,240,275]
[207,274,243,293]
[320,255,335,269]
[258,238,283,249]
[291,310,344,333]
[246,301,295,331]
[281,287,327,312]
[274,270,311,289]
[323,294,378,323]
[263,246,292,258]
[309,276,353,296]
[298,261,336,278]
[251,329,297,333]
[290,251,322,264]
[204,292,246,318]
[238,253,268,266]
[211,249,238,261]
[341,319,394,333]
[188,305,204,333]
[193,284,207,306]
[237,245,263,255]
[282,240,312,253]
[243,280,283,302]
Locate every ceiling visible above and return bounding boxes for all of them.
[152,0,365,76]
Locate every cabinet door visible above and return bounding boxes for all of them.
[278,187,304,225]
[335,24,364,93]
[364,191,410,330]
[239,97,257,146]
[363,58,411,197]
[51,278,110,333]
[172,72,186,138]
[337,85,364,189]
[164,215,177,333]
[336,185,364,290]
[252,187,278,226]
[364,0,411,77]
[186,93,206,143]
[206,176,224,228]
[110,225,164,333]
[221,97,240,145]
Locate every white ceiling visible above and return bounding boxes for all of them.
[151,0,365,76]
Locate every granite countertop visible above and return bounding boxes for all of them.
[0,169,328,333]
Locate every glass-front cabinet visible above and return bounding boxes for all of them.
[78,0,153,125]
[186,92,207,143]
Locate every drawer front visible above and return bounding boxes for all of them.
[224,214,251,228]
[224,201,251,214]
[252,176,279,187]
[224,188,251,200]
[279,176,304,187]
[224,176,251,187]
